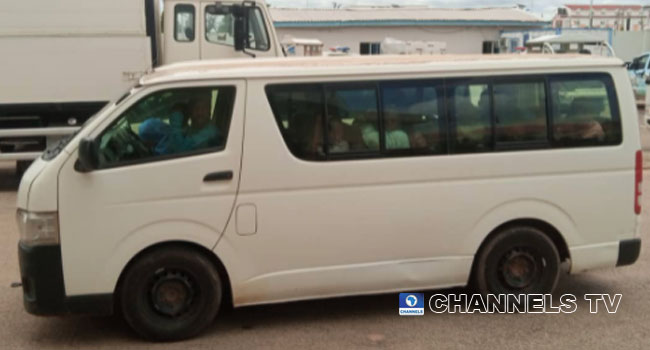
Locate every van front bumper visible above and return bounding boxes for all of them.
[18,242,112,316]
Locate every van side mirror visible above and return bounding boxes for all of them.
[75,138,99,173]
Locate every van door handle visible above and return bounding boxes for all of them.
[204,171,234,182]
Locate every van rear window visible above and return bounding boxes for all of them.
[550,76,621,147]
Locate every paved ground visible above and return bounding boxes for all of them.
[0,111,649,349]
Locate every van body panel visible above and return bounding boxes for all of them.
[16,157,47,210]
[570,242,620,273]
[215,67,640,306]
[56,80,246,296]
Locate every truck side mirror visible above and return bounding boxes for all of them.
[208,3,250,54]
[75,138,99,173]
[185,27,195,41]
[233,7,247,52]
[234,16,248,51]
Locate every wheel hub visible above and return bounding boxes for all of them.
[150,270,195,318]
[499,250,538,290]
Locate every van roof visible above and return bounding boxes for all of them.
[141,54,624,86]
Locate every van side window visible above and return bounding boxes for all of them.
[97,87,236,168]
[382,82,446,154]
[550,76,621,146]
[325,86,380,154]
[174,4,195,42]
[266,85,324,160]
[267,74,622,160]
[205,6,270,51]
[449,82,492,153]
[494,80,547,143]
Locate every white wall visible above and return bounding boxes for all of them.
[613,30,650,61]
[275,26,508,55]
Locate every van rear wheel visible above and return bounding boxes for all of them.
[473,226,560,295]
[119,247,222,341]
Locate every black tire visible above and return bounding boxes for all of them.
[119,247,222,341]
[473,226,560,295]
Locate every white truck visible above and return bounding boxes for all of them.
[0,0,282,173]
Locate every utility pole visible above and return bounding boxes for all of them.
[589,0,594,28]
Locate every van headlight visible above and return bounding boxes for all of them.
[16,210,60,246]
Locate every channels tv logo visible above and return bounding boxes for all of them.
[399,293,424,316]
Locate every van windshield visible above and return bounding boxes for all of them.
[41,86,139,161]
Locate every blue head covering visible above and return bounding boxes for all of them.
[139,118,171,143]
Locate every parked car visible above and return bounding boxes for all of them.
[627,52,650,105]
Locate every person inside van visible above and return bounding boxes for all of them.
[554,97,606,141]
[328,118,350,153]
[140,92,222,155]
[360,108,410,150]
[410,131,429,149]
[455,87,490,150]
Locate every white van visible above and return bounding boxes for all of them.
[16,55,642,341]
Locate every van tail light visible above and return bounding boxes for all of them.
[635,150,643,215]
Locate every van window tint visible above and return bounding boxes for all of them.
[267,74,621,161]
[449,82,492,153]
[266,85,324,160]
[97,87,235,168]
[174,4,195,42]
[325,86,380,153]
[382,83,445,154]
[495,81,547,143]
[551,76,621,146]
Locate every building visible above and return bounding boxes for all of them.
[552,4,649,31]
[270,7,548,55]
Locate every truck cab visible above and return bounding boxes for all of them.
[160,0,283,64]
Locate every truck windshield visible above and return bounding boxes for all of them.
[205,6,269,51]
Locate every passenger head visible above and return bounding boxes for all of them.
[188,92,212,129]
[384,108,401,131]
[329,118,346,144]
[411,131,428,149]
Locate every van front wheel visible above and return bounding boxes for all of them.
[473,226,560,295]
[119,247,222,341]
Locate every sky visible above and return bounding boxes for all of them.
[266,0,650,19]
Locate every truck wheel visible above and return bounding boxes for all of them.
[473,226,560,295]
[119,247,222,341]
